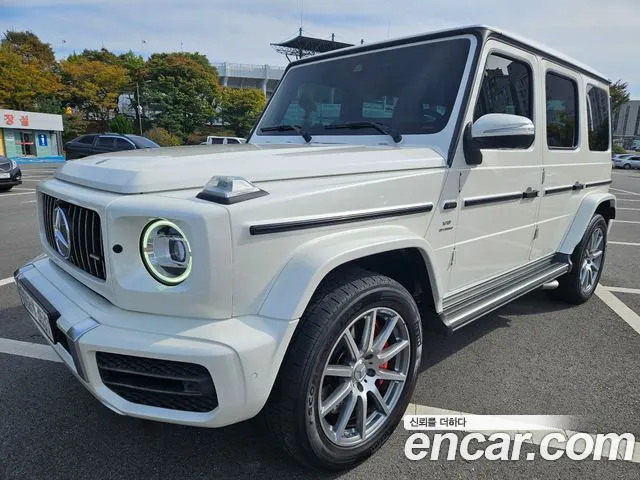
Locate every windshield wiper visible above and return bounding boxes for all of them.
[260,124,312,143]
[324,121,402,143]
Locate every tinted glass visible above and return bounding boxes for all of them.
[114,138,134,150]
[126,135,160,148]
[96,136,115,148]
[546,73,578,148]
[474,54,532,121]
[227,138,240,144]
[586,85,610,151]
[77,135,96,145]
[210,137,224,144]
[257,38,471,136]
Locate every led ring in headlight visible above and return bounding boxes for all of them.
[141,219,192,285]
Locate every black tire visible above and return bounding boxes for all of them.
[0,185,14,192]
[551,214,607,304]
[262,267,422,470]
[623,164,631,169]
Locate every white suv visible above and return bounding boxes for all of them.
[15,25,615,470]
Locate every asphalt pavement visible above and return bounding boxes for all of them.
[1,163,639,479]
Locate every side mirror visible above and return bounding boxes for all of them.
[464,113,535,165]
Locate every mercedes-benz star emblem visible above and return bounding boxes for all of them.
[53,206,71,259]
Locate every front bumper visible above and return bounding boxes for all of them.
[0,168,22,186]
[14,255,298,428]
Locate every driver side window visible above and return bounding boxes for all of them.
[474,53,533,121]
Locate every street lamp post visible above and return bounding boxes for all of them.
[136,82,143,136]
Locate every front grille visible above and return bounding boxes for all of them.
[96,352,219,413]
[42,193,106,280]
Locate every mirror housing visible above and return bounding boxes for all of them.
[464,113,535,165]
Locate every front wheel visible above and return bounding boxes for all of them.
[623,164,631,169]
[263,268,422,470]
[551,214,607,304]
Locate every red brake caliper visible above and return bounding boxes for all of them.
[374,320,389,389]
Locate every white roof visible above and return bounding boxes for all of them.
[293,25,610,84]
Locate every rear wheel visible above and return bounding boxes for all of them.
[551,214,607,304]
[263,268,422,470]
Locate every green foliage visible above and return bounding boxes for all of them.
[109,114,134,134]
[218,87,266,137]
[0,30,61,110]
[142,52,219,140]
[145,127,181,147]
[60,54,130,124]
[610,80,630,114]
[62,114,89,143]
[612,144,627,154]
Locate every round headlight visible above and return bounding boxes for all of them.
[140,219,192,285]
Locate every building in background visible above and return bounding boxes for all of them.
[612,100,640,149]
[0,109,64,163]
[212,62,286,98]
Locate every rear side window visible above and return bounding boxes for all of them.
[546,72,578,149]
[227,138,240,144]
[114,138,134,150]
[77,135,96,145]
[210,137,224,144]
[586,85,610,151]
[96,136,115,148]
[474,53,533,121]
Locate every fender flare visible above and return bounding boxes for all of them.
[258,225,443,320]
[558,192,616,255]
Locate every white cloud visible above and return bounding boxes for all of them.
[1,0,639,96]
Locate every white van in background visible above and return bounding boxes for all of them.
[202,136,246,145]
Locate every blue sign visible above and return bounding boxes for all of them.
[38,134,48,147]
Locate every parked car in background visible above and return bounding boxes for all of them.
[201,136,246,145]
[0,155,22,192]
[64,133,160,160]
[613,155,640,169]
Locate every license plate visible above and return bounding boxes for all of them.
[0,173,9,179]
[17,281,54,342]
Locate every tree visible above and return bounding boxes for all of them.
[0,30,61,110]
[109,114,134,134]
[142,52,219,140]
[60,54,129,128]
[610,80,630,114]
[145,127,181,146]
[218,87,266,137]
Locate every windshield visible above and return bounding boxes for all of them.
[126,135,160,148]
[256,37,471,138]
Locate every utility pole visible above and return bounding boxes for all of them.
[136,82,143,135]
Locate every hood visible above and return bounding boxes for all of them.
[54,143,446,194]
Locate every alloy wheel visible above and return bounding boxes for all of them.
[318,307,411,447]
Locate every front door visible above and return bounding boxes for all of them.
[448,42,543,292]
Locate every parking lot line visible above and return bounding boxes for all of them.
[0,337,61,363]
[612,188,640,196]
[595,286,640,336]
[603,286,640,295]
[613,220,640,224]
[609,241,640,246]
[617,199,640,203]
[617,208,640,211]
[0,191,36,197]
[0,277,15,287]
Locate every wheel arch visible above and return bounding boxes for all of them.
[258,225,444,321]
[558,192,616,255]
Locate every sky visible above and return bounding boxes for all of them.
[1,0,638,98]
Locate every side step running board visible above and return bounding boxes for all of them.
[439,262,570,334]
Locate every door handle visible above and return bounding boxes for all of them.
[522,187,539,199]
[572,182,585,190]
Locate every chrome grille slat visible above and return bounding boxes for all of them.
[41,193,106,280]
